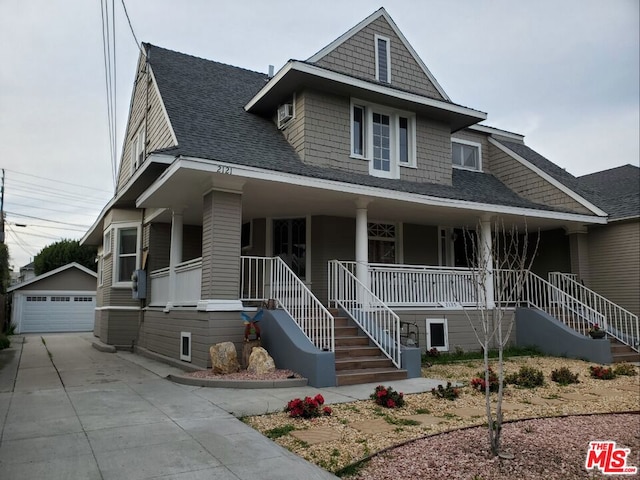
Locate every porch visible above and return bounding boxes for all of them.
[147,256,639,367]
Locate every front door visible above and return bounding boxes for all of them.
[273,218,306,279]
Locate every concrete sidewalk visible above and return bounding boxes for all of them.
[0,333,443,479]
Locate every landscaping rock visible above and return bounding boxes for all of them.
[247,346,275,375]
[242,339,261,369]
[209,342,240,374]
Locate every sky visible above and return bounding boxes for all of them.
[0,0,638,271]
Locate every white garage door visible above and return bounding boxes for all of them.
[16,293,96,333]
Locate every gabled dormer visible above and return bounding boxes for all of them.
[246,8,486,185]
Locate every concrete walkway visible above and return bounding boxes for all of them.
[0,333,443,480]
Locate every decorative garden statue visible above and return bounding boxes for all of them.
[241,308,263,341]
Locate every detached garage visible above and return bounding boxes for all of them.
[8,262,97,334]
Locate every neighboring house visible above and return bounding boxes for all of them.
[18,262,36,284]
[7,262,97,334]
[82,8,637,385]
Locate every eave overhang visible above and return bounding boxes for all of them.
[80,154,174,245]
[245,61,487,132]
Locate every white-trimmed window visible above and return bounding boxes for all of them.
[112,223,141,287]
[426,318,449,351]
[98,255,104,287]
[180,332,192,362]
[452,139,482,171]
[351,99,416,178]
[368,222,396,264]
[375,34,391,83]
[131,125,146,173]
[103,229,112,256]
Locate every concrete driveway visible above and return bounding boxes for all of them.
[0,333,338,480]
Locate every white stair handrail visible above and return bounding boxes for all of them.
[240,256,335,352]
[328,260,401,368]
[549,272,639,352]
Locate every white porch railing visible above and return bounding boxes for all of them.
[149,257,202,307]
[240,256,335,352]
[339,262,478,306]
[328,260,401,368]
[549,272,639,352]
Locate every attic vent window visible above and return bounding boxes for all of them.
[277,102,294,129]
[375,35,391,83]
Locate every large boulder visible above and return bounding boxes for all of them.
[209,342,240,374]
[247,346,276,375]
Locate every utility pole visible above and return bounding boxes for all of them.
[0,168,4,243]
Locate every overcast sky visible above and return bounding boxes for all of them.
[1,0,638,270]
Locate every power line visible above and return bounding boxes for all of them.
[8,190,107,208]
[18,223,88,233]
[4,168,113,194]
[121,0,144,53]
[6,201,99,218]
[5,211,90,229]
[6,226,36,257]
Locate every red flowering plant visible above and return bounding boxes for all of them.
[589,365,616,380]
[370,385,405,408]
[470,367,500,393]
[284,394,332,418]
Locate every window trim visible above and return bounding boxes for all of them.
[180,331,192,362]
[426,317,449,352]
[130,125,146,175]
[451,138,482,172]
[98,255,104,287]
[103,229,112,256]
[111,222,141,288]
[350,98,417,177]
[374,34,391,83]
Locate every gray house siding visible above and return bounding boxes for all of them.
[201,190,242,300]
[117,55,175,192]
[140,309,245,368]
[587,220,640,317]
[314,16,445,100]
[288,90,453,186]
[396,309,516,353]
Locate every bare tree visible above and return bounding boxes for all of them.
[460,219,539,457]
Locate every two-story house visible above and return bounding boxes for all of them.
[82,8,638,386]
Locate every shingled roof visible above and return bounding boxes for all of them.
[144,44,577,214]
[495,140,639,219]
[577,165,640,220]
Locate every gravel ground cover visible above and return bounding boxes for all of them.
[186,369,301,380]
[243,357,640,477]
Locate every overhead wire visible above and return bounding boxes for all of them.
[6,226,37,258]
[101,0,117,188]
[5,211,90,229]
[121,0,144,54]
[4,168,113,194]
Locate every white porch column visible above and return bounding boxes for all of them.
[479,218,495,309]
[167,209,183,310]
[355,198,370,288]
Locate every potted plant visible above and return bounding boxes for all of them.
[588,323,606,339]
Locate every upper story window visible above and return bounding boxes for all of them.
[375,34,391,83]
[103,229,112,256]
[452,139,482,171]
[351,99,416,179]
[131,125,146,174]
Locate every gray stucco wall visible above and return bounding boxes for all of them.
[515,308,612,364]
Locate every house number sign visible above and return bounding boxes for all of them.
[216,165,233,174]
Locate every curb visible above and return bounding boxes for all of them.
[91,341,116,353]
[168,373,308,389]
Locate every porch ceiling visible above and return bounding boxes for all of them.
[137,164,590,232]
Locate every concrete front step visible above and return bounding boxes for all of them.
[336,367,408,386]
[335,356,394,371]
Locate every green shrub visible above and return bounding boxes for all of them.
[505,366,545,388]
[613,363,638,376]
[431,382,461,401]
[370,385,405,408]
[589,365,616,380]
[551,367,580,385]
[0,334,10,350]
